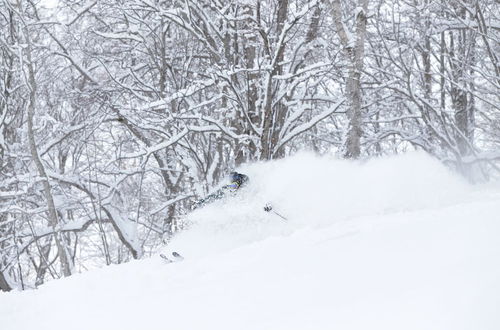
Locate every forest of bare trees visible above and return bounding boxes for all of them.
[0,0,498,291]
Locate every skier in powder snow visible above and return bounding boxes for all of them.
[191,171,286,220]
[192,171,249,210]
[162,172,250,263]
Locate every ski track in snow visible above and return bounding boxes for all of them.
[1,152,499,330]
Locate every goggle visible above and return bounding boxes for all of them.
[227,182,239,189]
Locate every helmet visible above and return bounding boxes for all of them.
[229,171,249,188]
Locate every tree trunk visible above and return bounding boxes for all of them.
[235,3,259,165]
[440,31,446,109]
[0,271,12,292]
[24,22,72,277]
[449,8,475,158]
[329,0,369,159]
[260,0,289,160]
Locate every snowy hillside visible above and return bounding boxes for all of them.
[1,152,499,330]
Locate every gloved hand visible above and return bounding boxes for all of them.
[263,203,273,212]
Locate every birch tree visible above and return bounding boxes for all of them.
[328,0,369,158]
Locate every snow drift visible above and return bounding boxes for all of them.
[1,151,499,330]
[168,151,471,258]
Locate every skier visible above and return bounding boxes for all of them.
[192,171,287,220]
[161,172,249,263]
[192,171,249,210]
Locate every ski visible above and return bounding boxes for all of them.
[160,252,184,263]
[171,251,184,261]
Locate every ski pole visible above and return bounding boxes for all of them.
[272,210,288,221]
[264,204,288,221]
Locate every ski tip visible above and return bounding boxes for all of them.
[172,251,184,260]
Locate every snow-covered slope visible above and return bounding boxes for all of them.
[1,152,500,330]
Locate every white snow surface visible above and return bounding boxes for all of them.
[1,152,500,330]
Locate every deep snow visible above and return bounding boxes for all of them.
[1,152,499,330]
